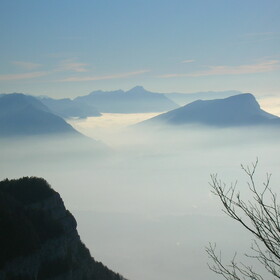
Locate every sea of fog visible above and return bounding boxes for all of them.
[1,113,279,280]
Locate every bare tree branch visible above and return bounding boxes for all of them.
[206,160,280,279]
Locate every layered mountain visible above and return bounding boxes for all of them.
[0,177,125,280]
[39,97,101,119]
[139,93,280,127]
[0,93,108,157]
[164,90,242,106]
[0,93,80,137]
[74,86,178,113]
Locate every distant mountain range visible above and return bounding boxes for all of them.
[1,88,251,119]
[0,93,108,156]
[2,89,277,133]
[39,97,101,119]
[0,93,79,137]
[74,86,178,113]
[139,93,280,127]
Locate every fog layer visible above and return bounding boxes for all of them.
[1,115,279,280]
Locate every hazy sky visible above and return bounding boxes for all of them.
[0,0,279,98]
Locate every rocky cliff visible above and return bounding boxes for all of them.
[0,177,125,280]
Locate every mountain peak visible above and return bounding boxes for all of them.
[220,93,260,111]
[75,86,178,113]
[225,93,256,101]
[0,93,80,136]
[140,93,279,127]
[127,86,147,94]
[0,93,50,114]
[131,85,145,90]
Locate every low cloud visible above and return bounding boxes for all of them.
[60,69,150,82]
[55,59,89,73]
[0,72,48,81]
[12,61,42,70]
[159,60,280,78]
[181,59,195,64]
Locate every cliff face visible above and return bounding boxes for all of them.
[0,177,125,280]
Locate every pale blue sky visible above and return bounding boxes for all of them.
[0,0,279,98]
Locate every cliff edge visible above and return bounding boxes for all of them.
[0,177,125,280]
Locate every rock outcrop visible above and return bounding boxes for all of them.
[0,177,125,280]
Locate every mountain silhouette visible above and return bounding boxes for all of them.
[74,86,178,113]
[164,90,242,106]
[0,93,80,137]
[0,177,126,280]
[139,93,279,127]
[39,97,101,119]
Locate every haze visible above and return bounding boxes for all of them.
[1,0,279,279]
[1,115,280,280]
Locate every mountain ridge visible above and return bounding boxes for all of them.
[0,93,79,137]
[74,86,179,113]
[38,96,101,119]
[0,93,109,157]
[164,90,242,105]
[138,93,279,127]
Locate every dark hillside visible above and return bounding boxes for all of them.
[0,177,125,280]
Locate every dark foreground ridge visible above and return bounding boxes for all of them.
[0,177,125,280]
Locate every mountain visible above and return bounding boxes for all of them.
[74,86,179,113]
[0,93,80,137]
[38,97,101,119]
[164,90,242,106]
[0,93,108,158]
[0,177,126,280]
[139,93,280,127]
